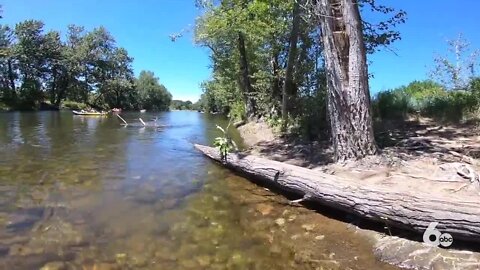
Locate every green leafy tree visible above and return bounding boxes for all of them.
[42,30,66,106]
[171,100,194,110]
[13,20,47,108]
[195,0,405,146]
[135,70,172,111]
[97,47,136,109]
[0,17,143,110]
[0,24,17,103]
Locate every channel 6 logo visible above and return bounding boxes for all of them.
[422,222,453,247]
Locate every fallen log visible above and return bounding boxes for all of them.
[194,144,480,243]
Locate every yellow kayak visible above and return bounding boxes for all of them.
[72,110,107,116]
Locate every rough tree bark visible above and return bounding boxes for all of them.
[50,68,58,105]
[317,0,377,161]
[237,32,257,119]
[195,144,480,243]
[271,52,281,103]
[281,0,303,127]
[7,59,16,100]
[55,79,68,108]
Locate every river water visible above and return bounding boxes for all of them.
[0,111,396,269]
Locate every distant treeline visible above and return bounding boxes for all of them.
[0,20,171,111]
[170,99,204,111]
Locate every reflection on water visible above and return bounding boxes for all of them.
[0,111,395,269]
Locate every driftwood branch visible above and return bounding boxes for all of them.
[290,193,313,204]
[194,144,480,243]
[116,114,128,126]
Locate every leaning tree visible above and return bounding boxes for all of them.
[315,0,378,161]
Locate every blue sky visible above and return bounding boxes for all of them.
[2,0,480,101]
[367,0,480,93]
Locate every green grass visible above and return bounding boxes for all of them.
[61,100,88,110]
[0,101,12,112]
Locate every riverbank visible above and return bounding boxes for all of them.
[0,101,83,112]
[234,119,480,269]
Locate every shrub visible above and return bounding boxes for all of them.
[403,80,446,101]
[373,89,413,119]
[374,79,480,122]
[228,100,246,121]
[424,91,478,122]
[0,101,11,111]
[291,92,328,140]
[470,77,480,93]
[61,100,88,110]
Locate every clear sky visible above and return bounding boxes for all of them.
[2,0,480,101]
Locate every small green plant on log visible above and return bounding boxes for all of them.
[213,121,237,162]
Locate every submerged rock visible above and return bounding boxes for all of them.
[40,261,67,270]
[373,235,480,270]
[287,215,297,222]
[275,218,286,227]
[179,259,198,268]
[6,208,44,233]
[8,210,90,261]
[9,243,44,256]
[269,244,282,255]
[81,262,119,270]
[195,255,212,267]
[255,203,274,216]
[132,191,158,204]
[93,263,119,270]
[154,198,179,212]
[228,252,246,267]
[301,224,315,232]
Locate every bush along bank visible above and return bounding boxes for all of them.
[372,79,480,123]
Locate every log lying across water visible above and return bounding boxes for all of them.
[194,144,480,243]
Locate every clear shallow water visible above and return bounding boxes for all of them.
[0,111,395,269]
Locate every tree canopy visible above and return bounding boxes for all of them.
[0,20,172,111]
[136,70,172,111]
[194,0,406,142]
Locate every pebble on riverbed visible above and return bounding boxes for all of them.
[40,261,67,270]
[275,218,286,226]
[301,224,316,231]
[255,203,274,216]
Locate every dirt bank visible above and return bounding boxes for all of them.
[236,119,480,269]
[237,121,276,147]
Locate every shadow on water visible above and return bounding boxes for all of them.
[0,111,396,269]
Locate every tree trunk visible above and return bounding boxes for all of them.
[7,59,16,100]
[282,0,302,127]
[271,51,281,115]
[237,32,257,119]
[195,144,480,243]
[317,0,377,161]
[55,78,68,108]
[50,68,57,105]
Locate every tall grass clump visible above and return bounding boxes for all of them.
[61,100,88,110]
[373,79,480,122]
